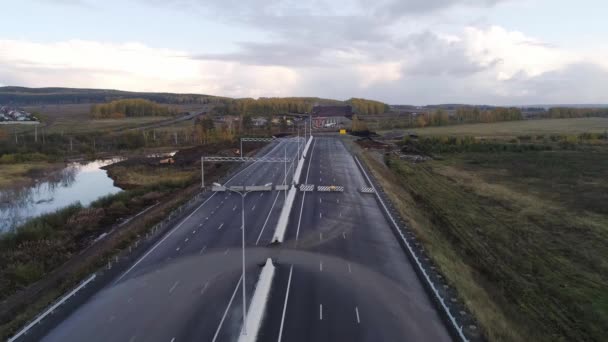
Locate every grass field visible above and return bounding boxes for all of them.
[358,120,608,341]
[15,103,206,134]
[400,117,608,137]
[0,162,62,189]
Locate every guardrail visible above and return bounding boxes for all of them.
[7,275,96,342]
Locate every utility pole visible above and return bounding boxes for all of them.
[34,125,38,143]
[174,132,178,145]
[70,137,73,152]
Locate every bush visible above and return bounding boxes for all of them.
[8,262,44,285]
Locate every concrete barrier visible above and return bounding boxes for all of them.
[237,258,276,342]
[271,186,297,243]
[302,136,313,158]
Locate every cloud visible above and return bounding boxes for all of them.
[0,39,298,98]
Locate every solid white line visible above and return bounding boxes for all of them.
[212,276,243,342]
[355,307,360,324]
[255,191,281,245]
[277,265,293,342]
[169,280,179,293]
[112,191,223,282]
[319,304,323,320]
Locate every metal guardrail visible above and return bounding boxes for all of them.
[8,274,97,342]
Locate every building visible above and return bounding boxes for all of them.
[311,105,353,118]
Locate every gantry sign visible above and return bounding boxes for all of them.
[200,156,293,188]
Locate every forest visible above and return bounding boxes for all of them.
[90,99,177,119]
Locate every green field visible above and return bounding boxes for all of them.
[402,117,608,137]
[15,103,205,134]
[358,121,608,341]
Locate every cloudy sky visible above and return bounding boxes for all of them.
[1,0,607,105]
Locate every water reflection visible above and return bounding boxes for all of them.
[0,159,123,233]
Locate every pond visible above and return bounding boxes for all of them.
[0,158,123,233]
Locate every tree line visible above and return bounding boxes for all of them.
[91,99,177,119]
[542,107,608,119]
[415,107,523,127]
[347,98,390,115]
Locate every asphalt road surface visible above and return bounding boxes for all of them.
[39,136,451,342]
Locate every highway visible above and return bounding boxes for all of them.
[37,136,451,342]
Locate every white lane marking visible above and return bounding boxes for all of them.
[319,304,323,320]
[224,249,229,255]
[251,205,256,211]
[200,281,209,295]
[215,206,219,210]
[319,177,322,182]
[319,198,322,203]
[184,238,189,242]
[347,263,352,273]
[199,246,207,255]
[342,232,346,239]
[114,141,288,284]
[337,199,339,203]
[192,230,196,234]
[169,281,180,294]
[218,223,224,230]
[320,261,323,271]
[199,223,203,227]
[206,217,209,220]
[319,212,322,219]
[256,190,281,245]
[259,193,264,197]
[175,247,180,252]
[233,206,237,211]
[339,212,342,217]
[355,306,360,324]
[211,211,215,214]
[170,338,175,342]
[212,276,243,342]
[277,266,293,342]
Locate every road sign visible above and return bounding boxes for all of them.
[339,129,346,135]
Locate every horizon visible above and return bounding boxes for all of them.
[2,85,608,108]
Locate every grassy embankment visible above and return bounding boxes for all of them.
[359,118,608,341]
